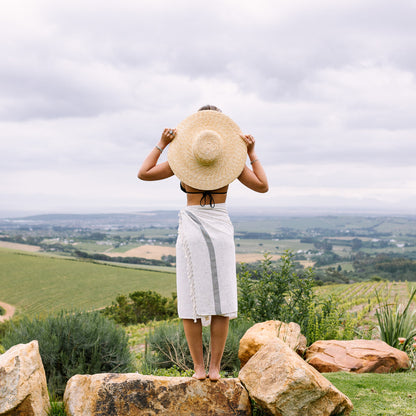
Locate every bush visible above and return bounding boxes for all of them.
[238,252,315,334]
[375,287,416,350]
[2,311,134,397]
[142,318,253,374]
[0,305,5,316]
[101,290,177,325]
[305,296,356,345]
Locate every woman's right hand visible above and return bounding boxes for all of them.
[239,133,256,156]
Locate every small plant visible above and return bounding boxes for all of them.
[48,397,66,416]
[2,311,134,397]
[305,295,357,345]
[375,287,416,350]
[143,320,193,372]
[142,318,252,375]
[0,305,5,316]
[408,340,416,370]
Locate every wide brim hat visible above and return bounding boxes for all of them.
[167,110,247,190]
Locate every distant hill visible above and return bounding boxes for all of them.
[1,212,180,228]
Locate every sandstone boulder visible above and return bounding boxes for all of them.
[305,339,410,373]
[239,339,353,416]
[64,373,251,416]
[0,340,49,416]
[239,320,307,368]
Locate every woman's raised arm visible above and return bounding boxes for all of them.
[238,134,269,193]
[137,128,176,181]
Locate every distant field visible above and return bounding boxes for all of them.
[106,244,176,259]
[0,248,176,316]
[0,241,41,252]
[2,242,415,321]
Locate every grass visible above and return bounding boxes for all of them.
[326,371,416,415]
[0,248,176,315]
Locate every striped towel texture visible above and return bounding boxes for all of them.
[176,204,238,326]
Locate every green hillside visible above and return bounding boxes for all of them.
[0,248,176,315]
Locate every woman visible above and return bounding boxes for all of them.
[138,105,268,381]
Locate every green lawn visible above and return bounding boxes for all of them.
[326,371,416,416]
[0,248,176,316]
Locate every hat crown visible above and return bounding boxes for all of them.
[167,110,247,190]
[192,130,222,166]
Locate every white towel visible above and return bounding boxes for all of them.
[176,203,238,326]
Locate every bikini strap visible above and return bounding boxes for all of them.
[180,182,227,207]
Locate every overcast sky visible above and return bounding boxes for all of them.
[1,0,415,217]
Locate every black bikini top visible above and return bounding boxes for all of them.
[180,182,227,208]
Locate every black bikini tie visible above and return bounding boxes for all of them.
[180,183,227,208]
[200,191,216,208]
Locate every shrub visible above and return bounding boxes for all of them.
[305,296,356,345]
[143,320,192,372]
[2,311,134,397]
[142,318,253,374]
[375,287,416,350]
[101,290,177,325]
[238,251,315,333]
[0,305,5,316]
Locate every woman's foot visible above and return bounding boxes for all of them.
[208,370,221,381]
[192,366,207,380]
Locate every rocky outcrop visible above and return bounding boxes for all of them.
[239,320,307,367]
[305,339,411,373]
[239,339,353,416]
[64,373,251,416]
[0,340,50,416]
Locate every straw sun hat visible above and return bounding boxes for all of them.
[167,110,247,190]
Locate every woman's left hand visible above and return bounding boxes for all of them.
[160,128,177,148]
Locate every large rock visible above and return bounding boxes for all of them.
[64,373,251,415]
[0,340,49,416]
[305,339,411,373]
[239,339,353,416]
[239,320,307,368]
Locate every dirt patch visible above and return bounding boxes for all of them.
[105,244,176,260]
[0,241,41,252]
[298,260,315,268]
[105,244,277,264]
[0,301,16,322]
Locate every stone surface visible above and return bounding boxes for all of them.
[239,339,353,416]
[0,340,49,416]
[64,373,251,416]
[239,320,307,368]
[305,339,411,373]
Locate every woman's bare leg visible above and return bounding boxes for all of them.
[208,316,229,381]
[182,319,206,379]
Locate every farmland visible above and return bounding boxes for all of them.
[0,248,176,316]
[0,244,415,323]
[1,211,416,316]
[314,280,416,335]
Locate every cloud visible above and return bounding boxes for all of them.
[0,0,415,214]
